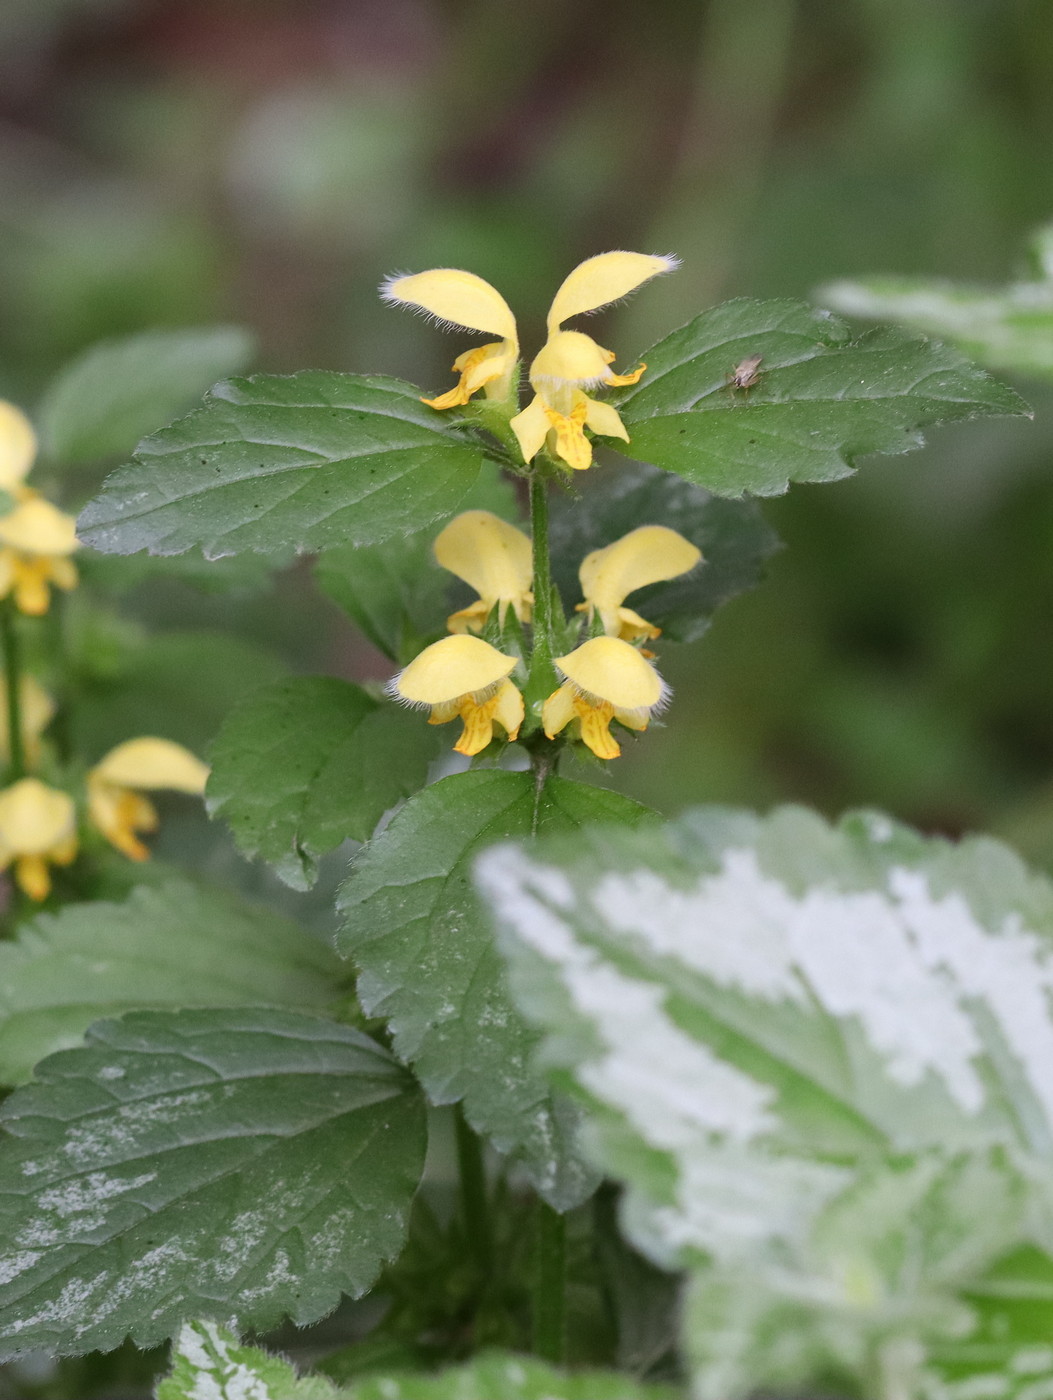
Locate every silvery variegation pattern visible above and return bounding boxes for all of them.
[476,806,1053,1398]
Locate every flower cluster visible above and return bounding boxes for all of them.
[0,402,211,900]
[388,511,700,761]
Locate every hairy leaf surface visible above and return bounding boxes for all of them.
[208,678,440,888]
[0,1009,426,1357]
[612,299,1029,495]
[339,770,654,1210]
[77,373,486,559]
[0,881,343,1083]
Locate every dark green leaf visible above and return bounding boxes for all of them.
[77,372,487,559]
[0,1008,426,1357]
[549,461,780,643]
[0,880,344,1085]
[37,326,256,465]
[338,770,654,1209]
[611,299,1029,495]
[207,678,441,889]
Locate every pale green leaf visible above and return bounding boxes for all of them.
[611,299,1029,495]
[159,1319,338,1399]
[0,880,344,1085]
[0,1008,426,1358]
[819,275,1053,380]
[207,678,440,889]
[37,326,256,465]
[549,461,780,644]
[77,372,487,559]
[338,770,655,1210]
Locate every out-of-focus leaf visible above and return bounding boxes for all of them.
[207,678,440,889]
[77,373,487,559]
[611,299,1029,495]
[37,326,255,465]
[0,1009,426,1357]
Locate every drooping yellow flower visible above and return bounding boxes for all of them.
[382,268,519,409]
[542,636,669,760]
[577,526,702,642]
[0,401,38,491]
[433,510,533,634]
[0,777,77,900]
[0,495,79,616]
[88,737,210,861]
[390,634,524,756]
[0,673,56,768]
[511,252,678,471]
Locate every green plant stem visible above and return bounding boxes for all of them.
[529,472,554,664]
[1,602,25,782]
[532,1201,566,1363]
[454,1107,492,1277]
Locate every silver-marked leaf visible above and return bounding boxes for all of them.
[610,299,1029,496]
[478,806,1053,1397]
[207,678,441,889]
[0,1008,426,1358]
[37,325,256,466]
[77,372,486,559]
[0,880,344,1084]
[549,461,780,644]
[159,1323,678,1400]
[339,770,655,1210]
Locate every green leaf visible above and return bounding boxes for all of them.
[77,372,487,559]
[549,461,780,644]
[818,275,1053,380]
[0,1008,426,1358]
[0,880,344,1085]
[611,299,1030,495]
[207,678,441,889]
[315,465,521,663]
[158,1325,678,1400]
[478,806,1053,1397]
[37,326,256,465]
[338,770,655,1210]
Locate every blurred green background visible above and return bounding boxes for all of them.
[2,0,1053,862]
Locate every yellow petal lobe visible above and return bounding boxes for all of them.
[0,497,78,556]
[531,331,614,387]
[383,269,517,341]
[509,395,550,464]
[580,526,702,636]
[394,635,517,707]
[546,252,679,334]
[92,738,210,792]
[544,401,592,471]
[555,636,666,711]
[0,778,77,856]
[0,403,38,489]
[433,511,533,629]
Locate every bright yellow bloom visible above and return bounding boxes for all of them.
[433,510,533,634]
[0,495,79,616]
[88,737,210,861]
[0,402,38,491]
[390,634,524,756]
[0,673,55,768]
[577,526,702,642]
[382,268,519,409]
[511,252,677,471]
[0,777,77,900]
[542,636,669,760]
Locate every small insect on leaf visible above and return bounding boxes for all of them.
[726,354,763,395]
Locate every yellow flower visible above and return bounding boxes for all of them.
[390,634,524,756]
[0,401,38,491]
[382,268,519,409]
[0,777,77,900]
[510,251,677,471]
[542,636,669,760]
[0,496,79,616]
[0,673,56,768]
[577,526,702,642]
[88,737,210,861]
[433,510,533,634]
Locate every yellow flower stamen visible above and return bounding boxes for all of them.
[542,636,669,760]
[390,634,523,756]
[433,511,533,634]
[0,777,77,900]
[88,737,209,861]
[577,526,703,641]
[382,269,519,409]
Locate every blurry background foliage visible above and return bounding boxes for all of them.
[1,0,1052,865]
